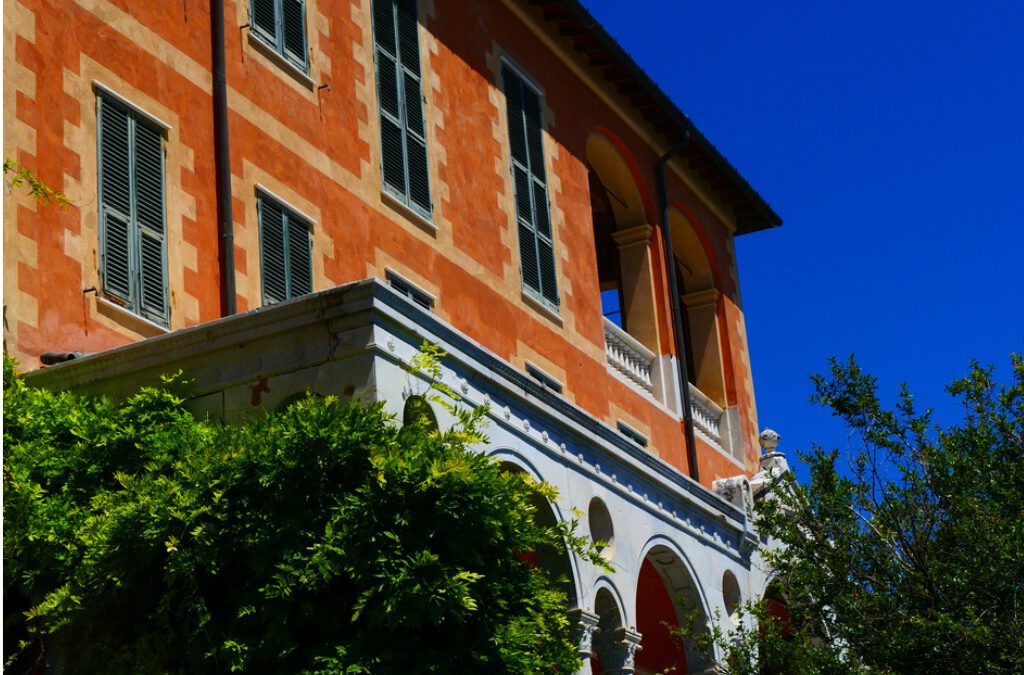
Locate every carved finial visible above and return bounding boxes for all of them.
[751,428,791,500]
[759,428,780,453]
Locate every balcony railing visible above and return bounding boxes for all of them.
[603,322,728,452]
[603,317,655,394]
[688,383,724,447]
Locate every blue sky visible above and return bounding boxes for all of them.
[581,0,1024,478]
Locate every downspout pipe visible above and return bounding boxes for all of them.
[211,0,236,316]
[656,132,699,483]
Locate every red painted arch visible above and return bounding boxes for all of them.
[668,200,739,408]
[590,126,657,226]
[668,199,723,292]
[634,558,688,674]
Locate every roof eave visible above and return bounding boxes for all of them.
[524,0,782,235]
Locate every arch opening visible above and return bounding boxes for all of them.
[634,544,713,675]
[722,570,741,624]
[669,208,727,408]
[764,582,793,641]
[590,586,626,675]
[497,461,579,608]
[274,390,322,413]
[402,394,439,432]
[587,497,615,561]
[586,133,659,353]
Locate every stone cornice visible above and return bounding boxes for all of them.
[26,279,750,538]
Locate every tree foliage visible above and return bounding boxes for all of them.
[682,598,860,675]
[3,158,70,209]
[702,355,1024,674]
[3,353,600,674]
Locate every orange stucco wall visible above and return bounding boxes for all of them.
[3,0,762,484]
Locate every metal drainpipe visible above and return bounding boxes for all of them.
[211,0,236,316]
[656,132,699,483]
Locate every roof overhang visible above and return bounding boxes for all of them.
[521,0,782,235]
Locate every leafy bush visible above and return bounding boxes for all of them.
[4,354,598,673]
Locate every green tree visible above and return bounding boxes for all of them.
[680,598,861,675]
[692,355,1024,674]
[3,158,70,209]
[3,353,601,674]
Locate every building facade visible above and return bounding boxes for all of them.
[5,0,783,672]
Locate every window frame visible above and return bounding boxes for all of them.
[96,90,170,328]
[249,0,309,74]
[526,362,564,395]
[371,0,433,220]
[385,269,435,311]
[499,58,560,312]
[257,189,314,306]
[617,421,648,449]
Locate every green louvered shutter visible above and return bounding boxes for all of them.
[251,0,277,44]
[98,97,133,304]
[260,196,288,305]
[98,95,169,325]
[503,64,558,307]
[396,0,430,214]
[281,0,307,70]
[134,119,168,324]
[373,0,431,217]
[286,214,312,296]
[259,193,312,304]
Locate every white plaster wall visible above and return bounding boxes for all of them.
[369,320,758,672]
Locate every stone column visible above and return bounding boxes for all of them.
[611,224,659,352]
[681,288,726,406]
[593,626,643,675]
[568,608,601,661]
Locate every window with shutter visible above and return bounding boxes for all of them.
[258,191,313,305]
[502,63,558,309]
[372,0,431,218]
[249,0,308,73]
[97,94,169,326]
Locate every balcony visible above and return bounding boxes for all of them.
[688,383,724,449]
[603,317,655,394]
[604,318,731,456]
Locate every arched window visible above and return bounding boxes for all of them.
[497,461,579,607]
[669,208,728,409]
[402,394,438,432]
[585,133,660,353]
[589,168,624,329]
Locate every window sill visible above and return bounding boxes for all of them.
[96,297,170,337]
[521,290,562,327]
[247,31,315,91]
[381,190,436,236]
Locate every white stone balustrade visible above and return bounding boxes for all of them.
[603,318,655,394]
[688,383,724,447]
